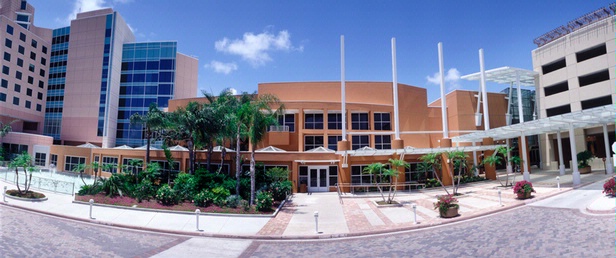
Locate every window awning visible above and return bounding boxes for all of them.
[451,105,615,143]
[461,66,537,86]
[335,144,505,156]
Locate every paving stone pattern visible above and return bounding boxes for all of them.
[242,206,615,257]
[0,205,189,257]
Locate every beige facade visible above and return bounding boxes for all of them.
[532,12,615,170]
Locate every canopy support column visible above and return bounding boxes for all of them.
[557,131,565,176]
[472,141,478,176]
[603,124,613,174]
[521,131,530,181]
[568,123,581,185]
[479,49,490,130]
[506,138,512,173]
[516,72,524,123]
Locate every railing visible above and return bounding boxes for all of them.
[336,182,426,195]
[269,125,290,132]
[0,167,76,195]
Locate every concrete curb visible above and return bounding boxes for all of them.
[585,195,616,215]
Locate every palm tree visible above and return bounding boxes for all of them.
[8,153,34,195]
[387,158,408,203]
[246,94,283,205]
[483,154,505,186]
[233,93,253,197]
[445,150,468,195]
[130,103,166,165]
[167,101,201,174]
[416,161,431,183]
[363,162,387,201]
[0,120,16,161]
[419,152,450,195]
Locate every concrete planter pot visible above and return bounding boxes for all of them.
[579,166,592,174]
[516,191,532,200]
[439,206,459,218]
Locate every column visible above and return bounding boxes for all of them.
[440,138,453,186]
[506,139,512,173]
[557,131,565,176]
[603,124,613,174]
[568,124,581,185]
[521,132,530,181]
[472,141,479,176]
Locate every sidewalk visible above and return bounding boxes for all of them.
[1,168,613,239]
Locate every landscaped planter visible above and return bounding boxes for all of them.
[579,166,592,174]
[516,191,532,200]
[440,206,459,218]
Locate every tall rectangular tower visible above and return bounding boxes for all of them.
[0,0,51,134]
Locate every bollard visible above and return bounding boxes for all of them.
[89,199,95,219]
[314,211,319,234]
[498,190,502,206]
[195,209,201,231]
[3,186,7,202]
[412,203,418,224]
[556,176,560,191]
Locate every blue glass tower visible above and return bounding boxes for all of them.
[43,26,70,141]
[116,42,177,147]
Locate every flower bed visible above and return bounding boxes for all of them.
[6,189,46,199]
[75,193,279,214]
[603,177,615,197]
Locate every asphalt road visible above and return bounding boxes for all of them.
[1,189,613,257]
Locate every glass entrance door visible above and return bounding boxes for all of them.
[308,166,329,192]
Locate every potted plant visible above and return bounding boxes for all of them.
[513,180,535,199]
[434,194,459,218]
[577,150,594,174]
[602,177,615,197]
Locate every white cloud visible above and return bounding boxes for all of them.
[227,88,238,95]
[426,68,462,91]
[214,30,302,67]
[205,60,238,75]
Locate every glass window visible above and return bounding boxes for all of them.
[351,113,369,130]
[18,45,24,54]
[160,59,174,70]
[37,92,43,100]
[374,113,391,130]
[375,135,391,150]
[31,39,37,48]
[28,64,34,72]
[2,65,9,75]
[17,58,23,67]
[12,97,19,105]
[42,46,47,54]
[40,57,46,65]
[3,52,10,61]
[25,100,31,109]
[20,1,27,10]
[328,135,342,151]
[14,84,21,92]
[27,76,33,84]
[1,79,7,88]
[304,113,323,129]
[51,154,58,166]
[304,135,324,151]
[275,114,295,132]
[36,104,41,111]
[4,38,12,48]
[351,135,369,150]
[30,51,36,60]
[19,32,26,42]
[39,69,45,77]
[0,93,6,102]
[328,112,344,130]
[351,165,373,185]
[15,71,22,79]
[329,166,338,186]
[26,88,32,96]
[6,24,13,35]
[64,156,86,172]
[122,158,143,175]
[102,156,119,173]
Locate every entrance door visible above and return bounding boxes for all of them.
[308,166,329,192]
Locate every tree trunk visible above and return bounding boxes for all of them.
[432,168,451,196]
[15,167,21,194]
[235,127,241,196]
[250,149,256,206]
[145,127,151,165]
[187,139,194,174]
[220,139,226,174]
[26,172,32,192]
[206,140,213,173]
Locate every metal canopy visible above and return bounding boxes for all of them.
[461,66,537,86]
[451,105,615,143]
[335,144,505,156]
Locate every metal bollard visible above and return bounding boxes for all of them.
[3,186,7,202]
[412,203,418,224]
[498,190,502,206]
[89,199,95,219]
[314,211,319,234]
[195,209,201,231]
[556,176,560,191]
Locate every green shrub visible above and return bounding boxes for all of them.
[221,178,237,195]
[173,172,197,201]
[211,186,230,207]
[77,182,102,196]
[195,168,228,190]
[133,179,157,202]
[156,184,179,205]
[226,194,242,208]
[239,177,251,201]
[193,189,214,207]
[255,191,273,212]
[240,199,250,212]
[270,181,292,201]
[101,174,124,197]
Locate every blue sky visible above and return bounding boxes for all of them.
[29,0,613,102]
